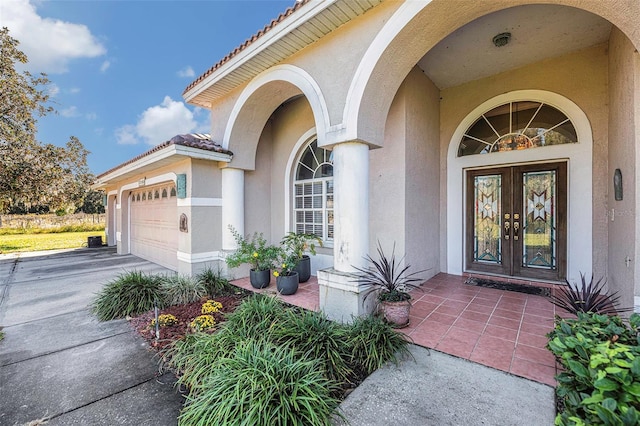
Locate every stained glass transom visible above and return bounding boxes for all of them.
[459,102,577,156]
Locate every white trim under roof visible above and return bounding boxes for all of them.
[93,144,232,188]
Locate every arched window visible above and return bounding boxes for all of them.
[294,139,333,242]
[458,101,577,156]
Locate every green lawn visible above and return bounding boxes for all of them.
[0,231,105,254]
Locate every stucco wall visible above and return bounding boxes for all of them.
[369,66,440,277]
[404,67,440,277]
[439,44,609,279]
[608,28,638,308]
[370,74,406,256]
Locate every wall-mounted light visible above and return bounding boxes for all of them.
[492,32,511,47]
[614,168,623,201]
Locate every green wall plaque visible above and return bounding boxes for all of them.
[177,174,187,198]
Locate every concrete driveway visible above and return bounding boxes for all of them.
[0,247,183,426]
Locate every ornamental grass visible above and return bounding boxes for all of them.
[91,270,165,321]
[177,339,341,426]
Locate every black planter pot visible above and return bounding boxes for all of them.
[249,269,271,289]
[276,272,299,295]
[295,255,311,283]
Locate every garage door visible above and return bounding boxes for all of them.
[130,184,178,270]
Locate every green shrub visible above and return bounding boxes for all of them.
[195,267,233,296]
[161,274,207,306]
[178,339,342,426]
[167,295,288,393]
[164,332,227,392]
[347,315,412,377]
[275,309,353,385]
[547,312,640,425]
[222,294,288,341]
[92,270,165,321]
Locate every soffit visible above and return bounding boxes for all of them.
[184,0,382,107]
[418,5,612,89]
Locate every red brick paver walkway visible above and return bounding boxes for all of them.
[231,272,560,387]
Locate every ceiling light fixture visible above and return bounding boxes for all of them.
[492,32,511,47]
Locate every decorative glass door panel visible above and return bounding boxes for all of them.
[466,163,566,281]
[473,175,503,265]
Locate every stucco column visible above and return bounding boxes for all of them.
[318,141,373,323]
[333,141,369,272]
[221,167,245,250]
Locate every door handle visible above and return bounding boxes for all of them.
[504,213,510,240]
[513,213,520,241]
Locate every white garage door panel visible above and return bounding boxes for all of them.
[130,186,178,270]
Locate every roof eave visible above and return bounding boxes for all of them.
[183,0,337,107]
[93,144,232,188]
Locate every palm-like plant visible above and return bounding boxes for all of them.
[548,273,630,315]
[352,241,425,302]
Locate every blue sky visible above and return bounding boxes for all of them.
[2,0,294,174]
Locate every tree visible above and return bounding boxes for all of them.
[0,27,93,214]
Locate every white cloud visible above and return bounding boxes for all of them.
[60,106,80,118]
[47,83,60,97]
[100,60,110,73]
[115,125,138,145]
[69,87,81,94]
[115,96,205,145]
[177,66,195,78]
[4,0,106,73]
[60,106,96,121]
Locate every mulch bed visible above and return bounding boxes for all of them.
[129,293,247,351]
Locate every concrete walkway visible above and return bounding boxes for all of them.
[0,248,556,425]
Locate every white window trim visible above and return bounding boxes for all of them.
[284,128,334,247]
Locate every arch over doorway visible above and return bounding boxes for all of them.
[340,0,640,151]
[223,64,330,170]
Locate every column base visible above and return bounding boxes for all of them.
[317,267,377,323]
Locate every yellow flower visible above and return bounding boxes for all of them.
[273,271,280,277]
[282,263,287,268]
[253,252,259,258]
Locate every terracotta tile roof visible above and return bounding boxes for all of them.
[96,134,232,180]
[183,0,309,96]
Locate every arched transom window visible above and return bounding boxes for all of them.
[294,139,333,242]
[458,101,577,156]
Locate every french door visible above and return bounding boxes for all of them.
[465,162,567,281]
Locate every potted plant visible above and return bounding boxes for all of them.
[225,226,280,289]
[280,232,323,283]
[352,242,425,327]
[272,252,300,295]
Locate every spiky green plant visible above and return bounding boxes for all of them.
[221,294,288,340]
[548,273,630,316]
[195,267,233,296]
[160,274,207,306]
[165,332,231,393]
[347,315,412,378]
[352,241,425,302]
[274,309,353,385]
[91,270,165,321]
[178,339,342,426]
